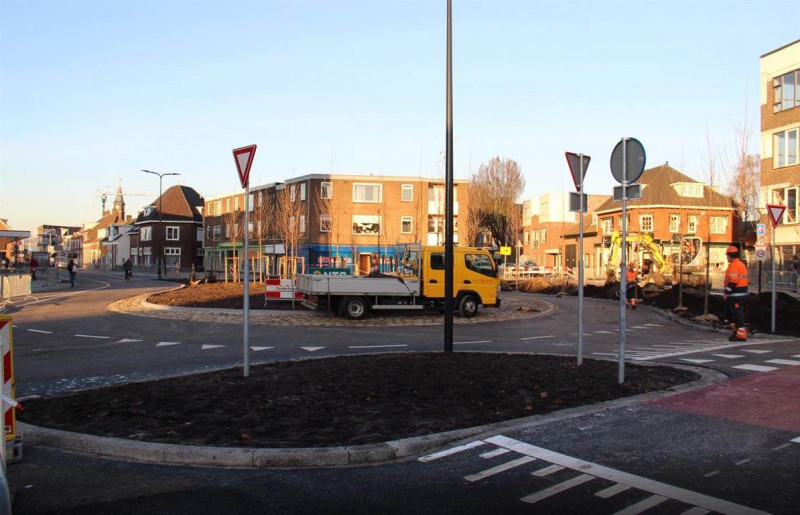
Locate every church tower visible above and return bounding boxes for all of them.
[113,185,126,220]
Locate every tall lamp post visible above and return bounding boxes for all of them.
[141,170,180,280]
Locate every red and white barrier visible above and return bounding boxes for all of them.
[264,278,303,301]
[0,316,17,444]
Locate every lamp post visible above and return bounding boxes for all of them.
[141,170,180,280]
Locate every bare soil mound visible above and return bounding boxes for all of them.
[19,354,698,448]
[148,281,297,310]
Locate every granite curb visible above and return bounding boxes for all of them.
[18,363,724,469]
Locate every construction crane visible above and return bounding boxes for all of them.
[97,187,157,216]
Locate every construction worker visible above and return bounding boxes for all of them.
[723,245,748,341]
[626,262,638,309]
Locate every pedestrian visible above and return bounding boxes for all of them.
[723,245,748,341]
[29,256,39,280]
[792,254,800,273]
[123,258,133,282]
[67,258,77,287]
[625,262,638,310]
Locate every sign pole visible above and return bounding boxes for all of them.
[577,155,585,366]
[618,140,628,385]
[244,184,251,376]
[771,223,776,334]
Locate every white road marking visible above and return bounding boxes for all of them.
[643,324,663,327]
[117,339,142,343]
[772,443,791,450]
[250,346,274,351]
[455,340,492,345]
[680,508,710,515]
[594,330,614,334]
[520,335,554,340]
[486,435,770,514]
[635,340,787,361]
[681,359,715,364]
[75,334,110,339]
[202,345,225,350]
[300,346,325,352]
[595,483,631,498]
[743,349,772,354]
[710,354,745,359]
[27,329,52,334]
[156,341,181,347]
[790,436,800,444]
[349,344,407,349]
[614,495,667,515]
[520,474,594,504]
[630,326,651,330]
[765,359,800,366]
[464,456,536,482]
[735,458,751,466]
[532,464,564,477]
[418,440,485,462]
[479,448,510,459]
[703,470,719,478]
[793,355,800,358]
[733,364,779,372]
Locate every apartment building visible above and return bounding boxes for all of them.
[202,174,469,276]
[592,164,738,278]
[760,39,800,266]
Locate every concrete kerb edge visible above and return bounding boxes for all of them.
[17,363,724,469]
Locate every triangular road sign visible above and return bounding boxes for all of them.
[565,152,590,191]
[766,204,786,227]
[233,144,257,188]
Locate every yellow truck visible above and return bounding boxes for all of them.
[298,245,501,320]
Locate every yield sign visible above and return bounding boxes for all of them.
[233,144,257,188]
[766,204,786,227]
[565,152,591,191]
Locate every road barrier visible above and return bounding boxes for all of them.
[0,316,20,464]
[264,278,303,301]
[1,274,32,302]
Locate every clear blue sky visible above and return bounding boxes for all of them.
[1,1,797,234]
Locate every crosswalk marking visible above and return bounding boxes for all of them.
[733,364,779,372]
[532,464,564,477]
[520,474,594,504]
[765,359,800,366]
[595,483,631,498]
[480,448,510,459]
[743,349,772,354]
[681,358,714,364]
[465,456,536,482]
[710,354,744,359]
[613,495,667,515]
[418,440,485,462]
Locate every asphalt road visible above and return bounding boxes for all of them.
[5,271,800,514]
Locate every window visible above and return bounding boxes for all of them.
[226,198,231,212]
[402,184,413,202]
[428,215,444,234]
[524,231,529,244]
[206,202,214,216]
[225,225,230,238]
[669,213,681,233]
[196,248,204,256]
[290,185,297,202]
[430,253,445,270]
[166,226,179,241]
[213,226,221,241]
[774,128,799,168]
[196,228,203,241]
[773,187,798,224]
[541,229,547,242]
[165,248,180,256]
[352,215,381,235]
[465,253,496,277]
[300,183,306,201]
[141,227,152,241]
[215,201,222,215]
[600,218,613,234]
[710,216,728,234]
[773,69,799,113]
[206,225,212,241]
[675,183,703,198]
[639,214,653,232]
[401,216,413,234]
[320,215,331,232]
[300,215,306,234]
[249,193,254,211]
[687,214,699,233]
[320,182,333,199]
[353,183,381,203]
[234,197,240,211]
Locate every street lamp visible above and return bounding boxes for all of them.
[141,170,181,280]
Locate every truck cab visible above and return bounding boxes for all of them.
[421,246,501,316]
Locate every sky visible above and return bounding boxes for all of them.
[1,1,798,234]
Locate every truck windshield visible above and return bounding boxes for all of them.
[465,254,496,277]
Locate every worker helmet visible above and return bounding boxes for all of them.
[726,245,739,256]
[628,261,635,268]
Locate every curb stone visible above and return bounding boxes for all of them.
[18,362,724,469]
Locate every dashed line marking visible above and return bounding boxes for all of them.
[594,330,614,334]
[465,456,536,482]
[520,473,594,504]
[520,335,554,340]
[156,342,181,347]
[765,359,800,366]
[710,354,745,359]
[595,483,631,498]
[117,339,142,343]
[348,344,407,349]
[455,340,492,345]
[480,448,510,459]
[614,494,668,515]
[743,349,772,354]
[703,471,719,478]
[418,440,485,462]
[27,329,52,334]
[201,344,225,350]
[733,364,779,372]
[772,443,791,451]
[75,334,110,339]
[735,458,751,466]
[681,359,715,364]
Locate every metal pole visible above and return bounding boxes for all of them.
[244,185,251,376]
[771,225,776,333]
[577,154,584,366]
[678,235,684,309]
[618,140,628,384]
[158,177,163,280]
[443,0,454,354]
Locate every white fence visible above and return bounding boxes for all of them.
[1,275,32,300]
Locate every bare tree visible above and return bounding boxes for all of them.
[253,189,274,281]
[223,208,244,282]
[274,184,304,278]
[412,179,426,244]
[469,157,525,247]
[700,129,720,315]
[723,104,761,250]
[463,183,485,247]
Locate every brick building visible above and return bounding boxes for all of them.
[202,174,469,276]
[760,38,800,266]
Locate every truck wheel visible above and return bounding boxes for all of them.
[458,294,479,318]
[342,296,369,320]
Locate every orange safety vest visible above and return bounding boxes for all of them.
[724,258,748,297]
[626,268,637,282]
